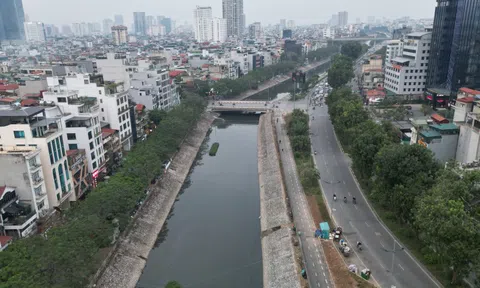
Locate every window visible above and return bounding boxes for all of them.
[53,168,58,189]
[103,117,106,121]
[89,142,94,150]
[91,152,96,160]
[52,139,58,162]
[99,90,102,95]
[67,133,76,140]
[118,117,121,123]
[92,161,97,169]
[58,163,66,192]
[84,80,89,84]
[421,63,424,67]
[122,114,126,121]
[48,142,54,164]
[88,131,93,140]
[57,97,67,103]
[64,160,70,180]
[55,138,62,160]
[123,123,127,130]
[100,99,103,103]
[56,193,60,201]
[14,131,25,138]
[69,144,78,150]
[101,108,104,112]
[117,99,120,106]
[59,137,65,157]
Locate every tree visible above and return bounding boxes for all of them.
[341,42,363,60]
[149,109,168,125]
[415,169,480,284]
[351,120,390,179]
[372,144,439,223]
[165,281,183,288]
[327,54,354,89]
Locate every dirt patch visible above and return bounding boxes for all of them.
[307,195,323,226]
[321,240,376,288]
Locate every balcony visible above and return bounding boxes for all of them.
[29,161,42,172]
[2,204,37,233]
[121,132,132,142]
[65,117,93,129]
[32,177,44,186]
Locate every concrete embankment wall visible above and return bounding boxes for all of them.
[94,113,215,288]
[257,112,302,288]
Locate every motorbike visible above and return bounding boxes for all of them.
[333,195,337,201]
[353,198,357,204]
[343,197,347,203]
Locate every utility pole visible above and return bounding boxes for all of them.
[383,239,404,274]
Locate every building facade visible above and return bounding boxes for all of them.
[66,149,90,199]
[222,0,244,37]
[24,22,46,42]
[212,18,227,43]
[427,0,480,94]
[111,25,128,45]
[0,0,25,41]
[338,11,348,26]
[133,12,146,36]
[0,107,74,208]
[248,22,262,40]
[194,6,213,42]
[384,32,431,95]
[385,40,403,64]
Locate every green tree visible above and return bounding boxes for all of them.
[351,120,390,179]
[327,54,354,89]
[341,42,363,60]
[372,144,439,223]
[149,109,168,125]
[165,281,183,288]
[415,169,480,283]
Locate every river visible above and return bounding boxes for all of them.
[136,115,263,288]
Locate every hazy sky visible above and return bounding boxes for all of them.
[23,0,436,27]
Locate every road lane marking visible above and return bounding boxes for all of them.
[380,241,385,248]
[354,205,358,210]
[325,279,328,284]
[375,232,382,236]
[315,273,318,277]
[312,263,315,267]
[323,272,326,277]
[399,264,405,271]
[365,222,370,227]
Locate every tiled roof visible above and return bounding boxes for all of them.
[101,128,116,138]
[459,87,480,95]
[0,236,12,247]
[0,186,5,198]
[457,97,475,103]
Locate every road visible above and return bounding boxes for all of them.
[308,102,443,288]
[233,57,334,101]
[275,110,332,288]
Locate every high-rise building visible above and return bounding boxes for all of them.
[0,0,25,41]
[212,18,227,43]
[24,22,46,42]
[146,15,156,30]
[338,11,348,26]
[114,14,124,26]
[102,19,114,35]
[133,12,146,36]
[160,17,172,34]
[61,25,72,36]
[427,0,480,94]
[194,6,213,42]
[286,20,295,29]
[112,25,128,45]
[384,32,432,95]
[248,22,262,40]
[222,0,244,37]
[330,14,338,26]
[280,19,286,30]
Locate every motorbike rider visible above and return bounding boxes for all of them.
[353,196,356,203]
[343,196,347,203]
[356,241,362,249]
[333,194,337,201]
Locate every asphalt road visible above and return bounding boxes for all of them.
[275,111,332,288]
[308,102,443,288]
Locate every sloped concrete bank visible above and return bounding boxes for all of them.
[258,112,302,288]
[94,113,215,288]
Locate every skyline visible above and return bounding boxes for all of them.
[22,0,436,27]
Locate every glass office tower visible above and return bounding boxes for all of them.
[427,0,480,93]
[0,0,25,41]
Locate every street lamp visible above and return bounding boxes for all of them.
[383,240,405,274]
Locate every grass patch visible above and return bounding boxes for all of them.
[209,142,219,156]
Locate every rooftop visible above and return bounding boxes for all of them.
[420,129,442,139]
[406,31,431,38]
[459,87,480,96]
[0,106,45,118]
[430,123,459,131]
[456,97,475,103]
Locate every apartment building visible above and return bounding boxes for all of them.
[101,128,122,175]
[194,6,213,42]
[24,22,46,42]
[0,146,49,239]
[386,40,403,63]
[41,89,106,182]
[384,31,431,95]
[129,68,180,111]
[0,106,74,208]
[47,74,133,151]
[453,88,480,164]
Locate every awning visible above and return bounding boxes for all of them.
[427,95,433,100]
